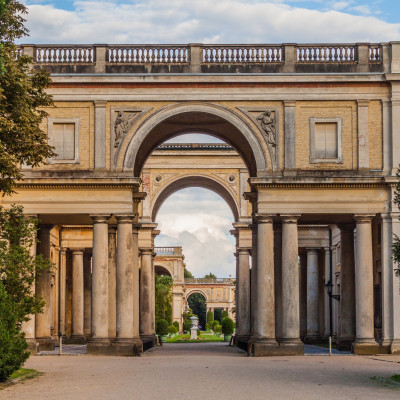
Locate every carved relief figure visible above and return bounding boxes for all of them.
[114,111,136,148]
[257,110,276,146]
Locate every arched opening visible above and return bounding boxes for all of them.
[187,292,207,330]
[154,265,172,277]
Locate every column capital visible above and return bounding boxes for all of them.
[254,213,275,224]
[280,214,300,223]
[115,214,136,223]
[238,248,251,255]
[354,214,375,223]
[60,247,67,255]
[90,214,111,224]
[338,223,356,232]
[71,248,85,255]
[140,247,153,255]
[305,248,319,255]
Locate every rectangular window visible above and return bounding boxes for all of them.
[53,123,75,160]
[310,118,342,163]
[47,118,80,164]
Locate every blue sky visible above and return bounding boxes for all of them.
[21,0,400,44]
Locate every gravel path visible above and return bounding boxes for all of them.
[1,342,400,400]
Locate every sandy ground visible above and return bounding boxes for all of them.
[1,343,400,400]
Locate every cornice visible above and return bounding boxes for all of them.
[250,182,387,189]
[16,183,138,190]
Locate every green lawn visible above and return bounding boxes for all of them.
[0,368,41,389]
[166,333,225,343]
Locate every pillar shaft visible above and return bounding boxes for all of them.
[338,224,356,348]
[250,224,258,337]
[116,215,134,341]
[281,216,301,343]
[306,248,319,341]
[108,226,117,340]
[140,249,153,338]
[83,253,92,338]
[354,215,375,344]
[255,215,276,341]
[237,249,251,337]
[274,223,283,340]
[59,248,67,336]
[72,249,85,339]
[323,247,331,338]
[132,225,141,340]
[90,215,110,342]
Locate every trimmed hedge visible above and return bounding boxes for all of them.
[221,317,234,335]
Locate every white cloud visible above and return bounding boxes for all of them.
[22,0,400,44]
[154,188,236,278]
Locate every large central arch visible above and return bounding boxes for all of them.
[120,102,268,176]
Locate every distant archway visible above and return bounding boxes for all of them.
[186,292,207,330]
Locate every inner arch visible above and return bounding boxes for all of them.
[151,175,239,221]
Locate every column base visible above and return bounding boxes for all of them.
[26,339,39,355]
[251,338,280,357]
[87,339,112,355]
[140,334,157,350]
[278,339,304,355]
[337,338,355,351]
[304,334,321,344]
[36,337,56,351]
[64,335,87,345]
[353,341,389,355]
[390,340,400,354]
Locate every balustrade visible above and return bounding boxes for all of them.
[369,45,381,62]
[108,45,188,63]
[35,46,94,63]
[203,45,282,63]
[297,44,356,62]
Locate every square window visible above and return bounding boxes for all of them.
[310,118,342,163]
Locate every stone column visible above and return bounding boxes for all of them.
[132,224,141,346]
[59,248,67,337]
[250,224,258,338]
[337,224,356,350]
[35,226,55,350]
[108,226,117,340]
[390,211,400,354]
[274,223,283,341]
[87,215,110,354]
[323,247,331,338]
[353,215,377,353]
[140,248,154,341]
[252,214,278,356]
[115,215,135,344]
[280,215,303,354]
[299,253,307,340]
[83,253,92,339]
[306,248,319,342]
[71,249,85,343]
[237,248,251,339]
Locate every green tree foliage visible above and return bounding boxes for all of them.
[187,292,206,328]
[155,274,173,326]
[167,325,177,335]
[184,267,194,278]
[0,205,51,323]
[394,168,400,276]
[222,310,229,320]
[0,0,55,195]
[0,281,29,382]
[182,309,194,333]
[173,321,179,331]
[221,317,234,335]
[204,272,217,279]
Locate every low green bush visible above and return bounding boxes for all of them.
[173,321,180,331]
[168,325,177,335]
[212,320,220,331]
[221,317,234,335]
[213,323,222,334]
[156,319,169,336]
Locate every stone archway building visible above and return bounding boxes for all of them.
[4,42,400,356]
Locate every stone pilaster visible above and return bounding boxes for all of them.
[236,248,251,339]
[280,215,303,354]
[140,248,154,342]
[108,226,117,340]
[337,224,356,351]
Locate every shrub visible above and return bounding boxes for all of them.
[173,321,180,331]
[0,282,29,382]
[168,325,177,335]
[156,319,169,336]
[197,329,201,336]
[222,310,229,320]
[212,320,220,331]
[183,320,191,333]
[221,318,234,335]
[213,323,222,334]
[206,310,214,323]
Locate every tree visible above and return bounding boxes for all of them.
[393,168,400,276]
[222,310,229,320]
[184,267,194,278]
[187,293,206,329]
[0,281,29,382]
[206,310,214,324]
[155,274,173,325]
[0,205,51,324]
[204,272,217,279]
[0,0,55,195]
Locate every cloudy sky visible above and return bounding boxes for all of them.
[20,0,400,44]
[20,1,400,277]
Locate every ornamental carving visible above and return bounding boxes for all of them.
[257,110,276,147]
[114,111,137,148]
